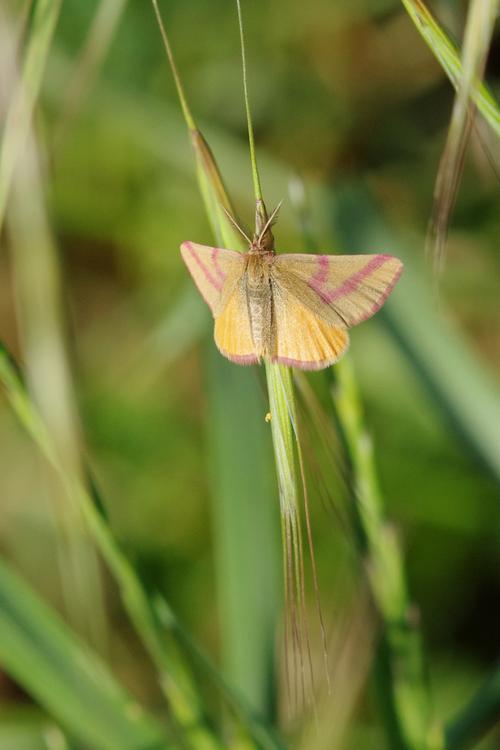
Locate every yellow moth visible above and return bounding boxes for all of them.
[181,208,402,370]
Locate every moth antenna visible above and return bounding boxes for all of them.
[221,205,252,245]
[258,200,283,243]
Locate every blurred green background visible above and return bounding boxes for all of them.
[0,0,499,748]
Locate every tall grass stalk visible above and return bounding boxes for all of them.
[235,0,317,705]
[427,0,497,267]
[3,0,108,652]
[290,183,435,748]
[152,0,316,710]
[0,0,62,232]
[400,0,500,137]
[164,48,282,718]
[333,358,436,749]
[151,8,282,722]
[7,117,109,654]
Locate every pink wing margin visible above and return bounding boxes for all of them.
[274,253,403,327]
[180,241,244,316]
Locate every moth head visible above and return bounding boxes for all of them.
[252,200,282,254]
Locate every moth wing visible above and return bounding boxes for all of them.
[273,253,403,328]
[214,279,259,365]
[271,280,349,370]
[180,241,244,316]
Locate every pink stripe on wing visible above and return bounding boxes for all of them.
[184,242,222,291]
[211,247,227,283]
[217,348,259,365]
[271,353,346,370]
[309,254,390,304]
[364,260,403,318]
[310,255,329,285]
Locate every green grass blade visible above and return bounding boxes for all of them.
[400,0,500,137]
[7,81,109,654]
[333,357,434,749]
[427,0,497,266]
[445,662,500,749]
[207,350,280,720]
[0,557,170,750]
[193,130,282,723]
[0,344,221,750]
[0,0,62,231]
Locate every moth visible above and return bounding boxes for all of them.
[181,208,403,370]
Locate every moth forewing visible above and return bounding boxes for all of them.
[271,262,349,329]
[273,252,403,327]
[180,241,245,317]
[214,275,259,365]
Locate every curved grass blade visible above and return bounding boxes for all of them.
[0,0,62,232]
[7,91,111,657]
[427,0,497,268]
[445,662,500,749]
[0,557,170,750]
[400,0,500,138]
[0,344,222,750]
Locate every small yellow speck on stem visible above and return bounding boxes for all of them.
[265,412,272,423]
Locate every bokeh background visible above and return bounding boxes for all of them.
[0,0,499,748]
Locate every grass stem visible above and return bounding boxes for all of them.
[235,0,263,205]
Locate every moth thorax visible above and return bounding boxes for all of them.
[246,254,270,288]
[245,258,273,356]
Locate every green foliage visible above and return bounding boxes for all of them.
[0,558,170,750]
[1,0,500,748]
